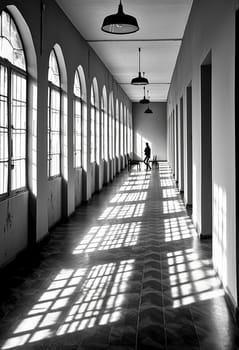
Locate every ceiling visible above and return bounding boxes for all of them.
[55,0,193,102]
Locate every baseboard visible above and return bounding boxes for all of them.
[224,287,239,324]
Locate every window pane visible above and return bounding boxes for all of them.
[96,109,100,163]
[116,119,119,157]
[74,71,81,98]
[11,72,27,190]
[74,98,82,168]
[0,65,8,136]
[101,107,104,160]
[91,106,95,162]
[104,111,108,160]
[124,107,127,155]
[11,159,26,191]
[10,16,23,50]
[51,154,60,177]
[48,87,61,177]
[82,103,87,169]
[91,87,95,105]
[109,114,112,159]
[0,69,8,193]
[120,105,123,156]
[116,103,119,157]
[112,111,115,158]
[0,162,8,194]
[2,11,10,40]
[0,11,26,70]
[48,50,60,87]
[0,10,27,195]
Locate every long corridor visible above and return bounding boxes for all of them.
[0,163,238,350]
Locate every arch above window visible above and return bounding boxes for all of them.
[101,85,107,112]
[47,49,61,177]
[116,99,119,119]
[0,10,26,70]
[109,91,114,118]
[48,49,60,87]
[74,70,82,98]
[91,77,99,108]
[0,9,27,196]
[74,65,87,101]
[91,84,95,105]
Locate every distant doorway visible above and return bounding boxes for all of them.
[200,52,212,238]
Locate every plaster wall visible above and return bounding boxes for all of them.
[167,0,237,304]
[0,192,28,266]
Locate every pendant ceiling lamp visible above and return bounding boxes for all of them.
[140,86,150,104]
[144,90,152,113]
[144,105,153,114]
[101,1,139,35]
[131,48,149,85]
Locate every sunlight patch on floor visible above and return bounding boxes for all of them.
[72,222,141,254]
[98,203,145,220]
[2,260,135,349]
[164,217,197,241]
[166,249,224,308]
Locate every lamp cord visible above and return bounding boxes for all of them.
[138,47,141,73]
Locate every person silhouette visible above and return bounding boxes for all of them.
[144,142,151,171]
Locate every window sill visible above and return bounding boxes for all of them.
[0,188,28,202]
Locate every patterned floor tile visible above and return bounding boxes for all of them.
[0,164,238,350]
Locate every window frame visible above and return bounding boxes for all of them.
[100,97,104,161]
[104,103,108,161]
[90,85,96,163]
[47,49,61,179]
[73,70,83,169]
[0,9,28,199]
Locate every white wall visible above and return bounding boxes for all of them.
[0,193,28,266]
[167,0,237,306]
[133,102,167,160]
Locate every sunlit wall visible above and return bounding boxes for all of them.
[167,0,237,305]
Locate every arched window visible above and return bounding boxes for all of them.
[73,69,82,168]
[90,86,96,163]
[48,49,61,177]
[101,87,106,161]
[0,10,27,195]
[124,105,127,155]
[127,108,130,154]
[102,88,108,161]
[109,92,114,160]
[120,103,124,157]
[129,110,133,154]
[116,99,119,158]
[74,66,87,170]
[112,97,115,159]
[90,80,99,163]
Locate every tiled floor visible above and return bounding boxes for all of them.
[0,162,239,350]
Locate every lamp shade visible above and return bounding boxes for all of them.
[140,96,150,104]
[101,1,139,35]
[131,72,149,85]
[144,106,153,114]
